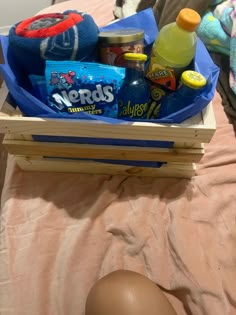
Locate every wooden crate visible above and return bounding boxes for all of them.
[0,83,216,178]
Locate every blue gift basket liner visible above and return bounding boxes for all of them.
[0,35,219,124]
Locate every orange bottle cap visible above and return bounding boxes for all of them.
[176,8,201,32]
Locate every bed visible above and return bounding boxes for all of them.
[1,1,236,315]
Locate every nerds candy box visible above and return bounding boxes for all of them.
[45,61,125,118]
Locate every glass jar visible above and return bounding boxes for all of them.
[98,28,144,67]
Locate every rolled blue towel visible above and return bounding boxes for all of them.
[7,10,99,83]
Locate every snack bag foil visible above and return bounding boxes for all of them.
[45,61,125,118]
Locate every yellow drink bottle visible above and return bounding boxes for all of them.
[146,8,201,90]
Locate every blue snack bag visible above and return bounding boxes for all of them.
[45,60,125,118]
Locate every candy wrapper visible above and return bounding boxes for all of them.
[45,61,125,118]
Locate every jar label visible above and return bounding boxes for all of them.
[100,44,143,67]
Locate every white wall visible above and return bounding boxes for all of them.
[0,0,52,33]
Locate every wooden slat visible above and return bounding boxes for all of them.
[3,137,204,163]
[4,133,33,141]
[0,83,8,112]
[5,132,205,150]
[201,102,216,127]
[0,103,215,143]
[174,141,204,149]
[15,156,196,179]
[0,44,4,86]
[181,109,203,125]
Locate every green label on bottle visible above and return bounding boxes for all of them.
[118,100,149,119]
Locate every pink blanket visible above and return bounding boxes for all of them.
[1,1,236,315]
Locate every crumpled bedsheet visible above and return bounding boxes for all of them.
[1,92,236,315]
[1,1,236,314]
